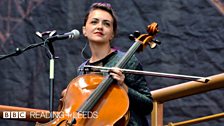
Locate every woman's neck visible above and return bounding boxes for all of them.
[89,43,113,63]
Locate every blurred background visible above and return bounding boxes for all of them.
[0,0,223,125]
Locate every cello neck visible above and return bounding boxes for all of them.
[115,42,141,68]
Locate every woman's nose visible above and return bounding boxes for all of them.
[96,23,103,30]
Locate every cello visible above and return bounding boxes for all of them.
[36,22,159,126]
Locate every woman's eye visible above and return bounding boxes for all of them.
[91,21,97,24]
[104,22,111,27]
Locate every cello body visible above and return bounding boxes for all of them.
[36,73,129,126]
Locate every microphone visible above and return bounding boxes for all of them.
[47,29,80,41]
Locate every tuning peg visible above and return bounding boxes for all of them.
[152,39,161,44]
[134,31,141,38]
[148,42,157,49]
[129,34,135,41]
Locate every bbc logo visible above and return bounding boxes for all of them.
[3,111,26,119]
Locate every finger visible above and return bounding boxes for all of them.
[110,67,123,76]
[110,72,120,80]
[110,72,124,79]
[110,72,124,84]
[111,67,122,73]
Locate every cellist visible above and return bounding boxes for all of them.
[62,2,153,126]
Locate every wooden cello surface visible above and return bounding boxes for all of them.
[36,73,129,126]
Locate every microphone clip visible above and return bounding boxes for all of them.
[35,30,57,41]
[36,30,59,59]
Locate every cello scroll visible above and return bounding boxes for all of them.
[129,22,160,51]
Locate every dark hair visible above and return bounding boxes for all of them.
[83,2,118,35]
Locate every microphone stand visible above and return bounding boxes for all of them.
[45,41,56,121]
[0,37,57,120]
[36,32,57,121]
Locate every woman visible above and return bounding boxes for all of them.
[78,2,153,126]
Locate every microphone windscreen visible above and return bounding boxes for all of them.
[70,29,80,39]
